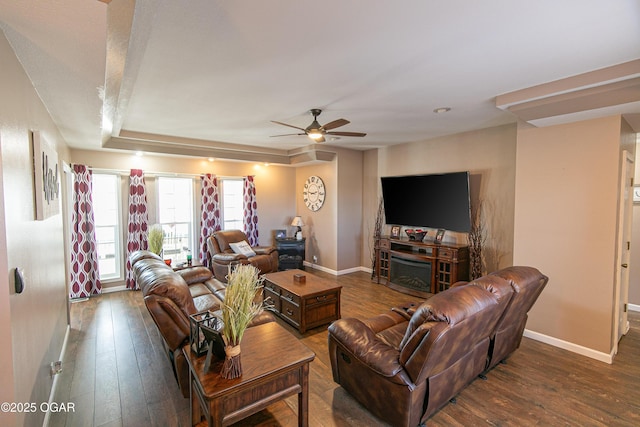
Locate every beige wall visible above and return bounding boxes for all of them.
[0,31,71,426]
[296,160,338,270]
[291,148,364,274]
[363,124,518,274]
[513,115,633,355]
[336,148,363,271]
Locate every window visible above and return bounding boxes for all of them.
[221,179,244,230]
[92,173,122,280]
[157,177,194,264]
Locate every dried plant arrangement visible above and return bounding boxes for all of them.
[218,264,265,379]
[468,201,486,280]
[371,197,384,279]
[148,224,164,256]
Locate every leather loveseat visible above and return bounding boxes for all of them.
[130,250,274,398]
[328,266,548,427]
[206,229,278,282]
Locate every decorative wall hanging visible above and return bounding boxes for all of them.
[32,131,60,220]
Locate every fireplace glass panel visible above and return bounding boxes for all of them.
[390,256,432,292]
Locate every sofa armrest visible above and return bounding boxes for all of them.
[328,318,404,377]
[253,246,276,255]
[176,266,213,284]
[212,253,248,264]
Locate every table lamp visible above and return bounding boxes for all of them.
[291,216,304,240]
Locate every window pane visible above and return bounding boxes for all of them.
[222,179,244,231]
[92,174,122,280]
[158,177,194,264]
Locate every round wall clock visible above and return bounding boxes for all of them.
[303,175,326,211]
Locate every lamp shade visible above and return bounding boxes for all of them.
[291,216,304,227]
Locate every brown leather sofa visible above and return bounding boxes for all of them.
[486,266,549,370]
[328,266,548,427]
[206,229,278,282]
[130,250,274,398]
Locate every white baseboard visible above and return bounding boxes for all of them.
[102,284,127,293]
[43,324,70,426]
[302,262,370,276]
[523,328,613,364]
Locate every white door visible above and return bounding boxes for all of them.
[614,150,633,353]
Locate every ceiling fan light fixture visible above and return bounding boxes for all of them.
[308,131,324,140]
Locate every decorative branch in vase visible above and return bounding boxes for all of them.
[217,264,265,379]
[468,200,486,280]
[371,197,384,279]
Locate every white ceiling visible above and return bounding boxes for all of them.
[1,0,639,163]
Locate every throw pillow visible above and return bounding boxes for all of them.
[229,240,256,257]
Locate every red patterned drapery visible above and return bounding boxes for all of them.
[243,175,259,246]
[199,174,221,267]
[125,169,149,290]
[70,164,101,298]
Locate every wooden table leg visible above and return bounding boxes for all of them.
[298,363,309,427]
[190,372,200,426]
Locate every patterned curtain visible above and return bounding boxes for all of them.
[69,164,101,298]
[243,175,259,246]
[199,174,221,266]
[125,169,149,290]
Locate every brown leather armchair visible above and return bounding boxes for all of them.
[206,230,278,282]
[328,274,515,427]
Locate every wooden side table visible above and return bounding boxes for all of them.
[183,322,316,426]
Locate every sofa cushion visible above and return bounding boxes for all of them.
[189,283,213,299]
[193,293,222,313]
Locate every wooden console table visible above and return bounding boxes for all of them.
[183,322,315,426]
[263,269,341,334]
[374,236,469,297]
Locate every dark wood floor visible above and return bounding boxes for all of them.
[50,270,640,427]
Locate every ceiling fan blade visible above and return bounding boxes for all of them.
[322,118,350,130]
[327,131,367,137]
[270,133,306,137]
[271,120,306,131]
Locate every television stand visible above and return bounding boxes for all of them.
[374,236,469,297]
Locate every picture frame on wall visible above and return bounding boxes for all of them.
[32,131,60,220]
[634,186,640,203]
[390,225,400,238]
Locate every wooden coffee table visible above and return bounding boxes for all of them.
[183,322,315,427]
[263,269,342,333]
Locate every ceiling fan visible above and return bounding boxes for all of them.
[271,109,366,143]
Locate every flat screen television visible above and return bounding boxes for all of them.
[380,171,471,232]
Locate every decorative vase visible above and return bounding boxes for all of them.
[221,344,242,379]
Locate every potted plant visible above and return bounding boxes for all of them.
[148,224,164,256]
[218,264,265,379]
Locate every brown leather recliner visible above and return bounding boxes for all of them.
[206,229,278,282]
[130,250,275,398]
[486,266,549,370]
[328,274,515,427]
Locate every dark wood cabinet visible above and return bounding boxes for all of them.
[374,236,469,297]
[275,238,306,270]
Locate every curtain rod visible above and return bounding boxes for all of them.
[84,166,243,180]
